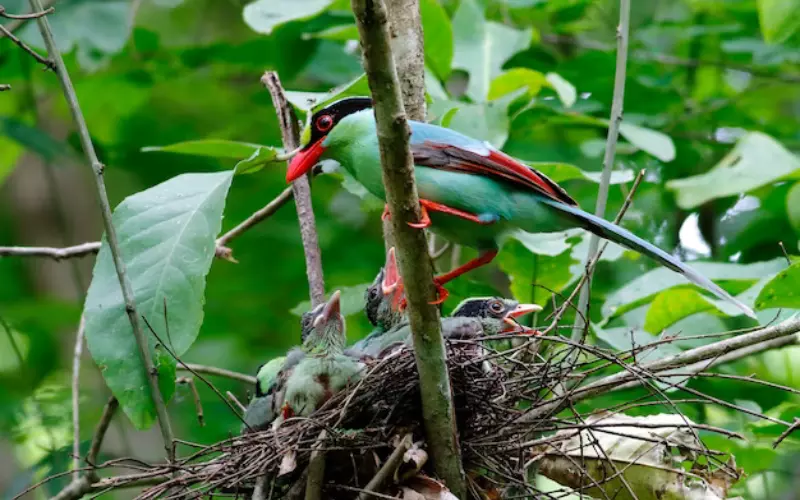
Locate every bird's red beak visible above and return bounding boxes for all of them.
[286,139,327,183]
[501,303,541,333]
[381,248,400,296]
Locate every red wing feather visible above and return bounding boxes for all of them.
[412,141,578,206]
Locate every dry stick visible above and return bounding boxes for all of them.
[72,316,86,481]
[773,418,800,449]
[177,377,205,427]
[305,430,328,500]
[179,363,257,385]
[262,71,326,307]
[572,0,631,342]
[351,0,466,497]
[27,0,175,461]
[358,434,412,500]
[522,315,800,424]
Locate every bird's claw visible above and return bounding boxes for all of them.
[407,203,431,229]
[429,278,449,305]
[381,204,391,221]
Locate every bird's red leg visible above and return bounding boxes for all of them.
[408,199,497,229]
[428,250,499,305]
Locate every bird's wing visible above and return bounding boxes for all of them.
[409,121,578,206]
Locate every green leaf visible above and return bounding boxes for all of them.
[787,182,800,233]
[755,262,800,311]
[618,122,675,162]
[643,288,718,333]
[304,24,359,41]
[142,140,266,160]
[286,74,370,112]
[757,0,800,44]
[19,0,132,65]
[545,72,576,108]
[602,258,787,320]
[234,147,279,175]
[429,92,519,147]
[497,239,578,306]
[666,132,800,210]
[243,0,334,35]
[452,0,531,101]
[488,68,547,101]
[421,0,453,80]
[290,284,372,318]
[83,171,234,429]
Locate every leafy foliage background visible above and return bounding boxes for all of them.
[1,0,799,497]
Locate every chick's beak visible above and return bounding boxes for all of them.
[286,139,326,182]
[508,303,542,319]
[502,303,541,333]
[381,248,400,296]
[321,290,341,322]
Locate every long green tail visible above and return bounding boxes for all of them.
[538,197,757,319]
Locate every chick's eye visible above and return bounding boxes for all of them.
[316,114,334,132]
[489,300,504,314]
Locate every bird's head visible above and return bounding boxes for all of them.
[365,247,407,330]
[287,97,373,182]
[451,297,541,335]
[300,290,346,353]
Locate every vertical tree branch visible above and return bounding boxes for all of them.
[71,316,86,481]
[351,0,466,497]
[572,0,631,341]
[305,430,328,500]
[27,0,175,461]
[262,72,326,306]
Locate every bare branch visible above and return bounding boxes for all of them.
[572,0,630,341]
[262,71,326,307]
[178,363,257,385]
[774,418,800,449]
[28,0,175,460]
[71,316,86,481]
[0,4,54,19]
[351,0,465,496]
[0,22,55,70]
[177,377,205,427]
[358,434,412,500]
[305,430,328,500]
[0,0,55,32]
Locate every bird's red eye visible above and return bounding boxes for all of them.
[316,114,334,132]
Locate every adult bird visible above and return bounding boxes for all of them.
[285,97,756,319]
[242,291,363,431]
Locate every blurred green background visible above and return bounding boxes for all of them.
[1,0,799,497]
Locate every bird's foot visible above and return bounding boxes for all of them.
[281,402,294,420]
[429,277,450,305]
[409,199,499,228]
[381,204,391,221]
[407,201,432,229]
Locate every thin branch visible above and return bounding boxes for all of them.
[178,363,256,385]
[0,0,55,33]
[305,430,328,500]
[177,377,205,427]
[351,0,465,497]
[28,0,175,460]
[0,186,295,263]
[572,0,630,342]
[71,316,86,481]
[0,4,54,19]
[358,434,412,500]
[0,23,55,70]
[215,186,294,262]
[773,418,800,449]
[262,71,326,307]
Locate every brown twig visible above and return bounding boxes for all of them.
[177,377,205,427]
[351,0,465,496]
[305,430,328,500]
[572,0,630,341]
[358,434,412,500]
[227,391,247,413]
[0,0,55,32]
[0,4,54,19]
[773,418,800,449]
[179,363,256,385]
[28,0,175,460]
[0,23,55,70]
[262,71,326,307]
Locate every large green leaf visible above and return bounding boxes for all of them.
[243,0,334,35]
[602,258,787,320]
[755,262,800,311]
[421,0,453,80]
[666,132,800,210]
[643,288,719,334]
[488,68,547,101]
[757,0,800,44]
[497,239,578,307]
[83,171,234,429]
[0,117,77,166]
[618,123,675,162]
[526,162,635,185]
[142,140,269,160]
[451,0,531,101]
[429,93,518,147]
